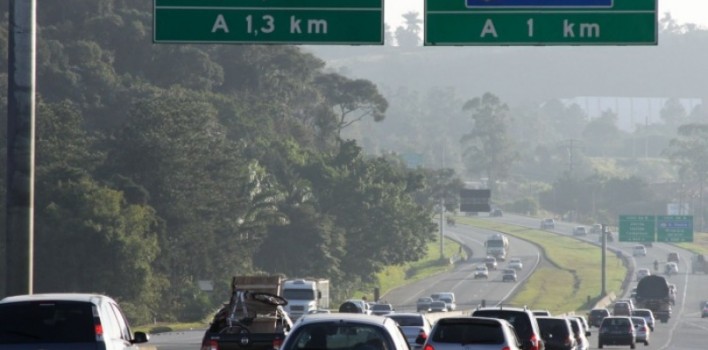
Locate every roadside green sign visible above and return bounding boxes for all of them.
[657,215,693,243]
[425,0,657,46]
[154,0,383,44]
[619,215,655,242]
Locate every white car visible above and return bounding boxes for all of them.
[632,245,647,257]
[636,268,651,281]
[508,258,523,270]
[572,226,587,236]
[665,262,679,275]
[474,265,489,279]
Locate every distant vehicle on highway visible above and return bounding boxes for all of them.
[597,316,636,349]
[536,316,576,350]
[416,297,432,313]
[667,252,680,264]
[630,317,650,346]
[508,258,524,270]
[490,208,504,217]
[630,309,655,331]
[474,265,489,279]
[632,245,647,257]
[636,268,651,281]
[502,268,517,282]
[471,306,544,350]
[590,224,602,234]
[588,308,610,328]
[429,301,448,312]
[573,226,587,236]
[484,256,498,270]
[540,218,556,230]
[0,293,149,350]
[702,301,708,318]
[371,303,395,316]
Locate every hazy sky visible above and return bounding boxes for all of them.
[386,0,708,29]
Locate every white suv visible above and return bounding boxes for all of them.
[0,293,149,349]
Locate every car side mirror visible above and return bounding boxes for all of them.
[586,331,591,337]
[132,331,149,344]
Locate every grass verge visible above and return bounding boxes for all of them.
[676,232,708,255]
[457,217,627,314]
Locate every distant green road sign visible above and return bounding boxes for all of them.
[657,215,693,243]
[425,0,657,46]
[154,0,383,44]
[619,215,655,242]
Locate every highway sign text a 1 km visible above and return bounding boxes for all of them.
[657,215,693,243]
[154,0,383,44]
[425,0,657,46]
[619,215,655,242]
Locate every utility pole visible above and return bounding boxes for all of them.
[601,224,607,296]
[4,0,36,297]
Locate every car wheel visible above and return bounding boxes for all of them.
[631,342,636,349]
[645,341,649,346]
[598,342,603,349]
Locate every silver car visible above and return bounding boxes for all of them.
[421,317,522,350]
[630,317,650,346]
[386,313,432,350]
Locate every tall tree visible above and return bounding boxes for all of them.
[461,93,518,194]
[395,12,422,47]
[666,123,708,230]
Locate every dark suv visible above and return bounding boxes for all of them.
[598,316,636,349]
[471,306,544,350]
[536,317,576,350]
[588,308,610,328]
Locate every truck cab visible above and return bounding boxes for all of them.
[282,279,330,319]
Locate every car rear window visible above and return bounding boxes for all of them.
[0,300,95,344]
[536,318,570,338]
[387,316,423,327]
[432,321,504,344]
[471,310,533,339]
[289,323,391,350]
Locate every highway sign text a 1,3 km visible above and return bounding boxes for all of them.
[154,0,383,44]
[619,215,655,242]
[425,0,657,46]
[657,215,693,243]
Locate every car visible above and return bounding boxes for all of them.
[572,226,587,236]
[536,316,577,350]
[588,308,610,328]
[502,268,518,282]
[416,297,433,312]
[491,208,504,217]
[635,268,651,281]
[667,252,680,264]
[439,297,456,311]
[702,301,708,318]
[590,224,603,234]
[541,218,556,229]
[471,306,544,350]
[567,317,590,350]
[429,301,448,312]
[430,292,456,305]
[617,299,635,311]
[665,262,679,275]
[344,299,372,315]
[371,303,395,316]
[613,302,632,316]
[0,293,149,350]
[280,313,410,350]
[385,313,432,350]
[484,256,498,270]
[598,316,636,349]
[630,288,637,299]
[420,316,523,350]
[508,258,524,270]
[630,309,655,331]
[630,317,650,346]
[632,245,647,257]
[474,264,489,279]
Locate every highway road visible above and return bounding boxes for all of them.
[141,214,707,349]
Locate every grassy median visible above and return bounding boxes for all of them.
[457,217,627,314]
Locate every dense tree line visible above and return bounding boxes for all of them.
[0,1,441,323]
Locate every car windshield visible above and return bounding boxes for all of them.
[288,323,391,350]
[472,310,534,340]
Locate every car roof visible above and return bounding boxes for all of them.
[298,313,392,325]
[0,293,115,305]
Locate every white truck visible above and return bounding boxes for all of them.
[282,278,330,319]
[485,233,510,261]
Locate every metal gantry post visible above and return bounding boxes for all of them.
[4,0,37,297]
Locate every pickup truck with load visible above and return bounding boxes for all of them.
[634,275,672,323]
[282,278,330,319]
[201,276,292,350]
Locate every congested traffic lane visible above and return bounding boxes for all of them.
[486,213,707,349]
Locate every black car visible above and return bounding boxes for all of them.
[502,269,517,282]
[588,308,610,328]
[472,306,544,350]
[536,316,576,350]
[598,316,636,349]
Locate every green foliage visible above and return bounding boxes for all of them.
[506,197,539,215]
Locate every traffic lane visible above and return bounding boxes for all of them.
[382,223,541,312]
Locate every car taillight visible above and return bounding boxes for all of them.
[273,337,283,349]
[201,339,219,350]
[423,344,434,350]
[502,347,510,350]
[529,334,540,350]
[94,324,103,338]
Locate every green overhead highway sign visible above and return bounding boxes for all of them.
[657,215,693,243]
[154,0,383,44]
[425,0,657,46]
[619,215,655,242]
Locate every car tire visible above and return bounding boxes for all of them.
[631,342,636,349]
[598,342,603,349]
[644,340,649,346]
